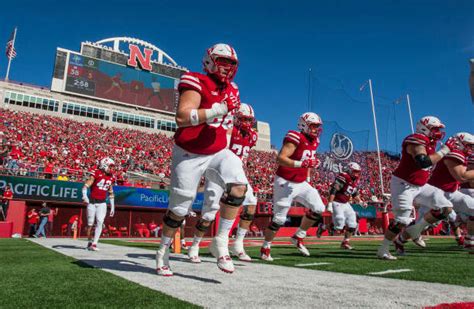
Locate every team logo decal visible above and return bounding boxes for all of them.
[330,133,353,160]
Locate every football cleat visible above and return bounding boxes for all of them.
[187,245,201,263]
[209,237,234,273]
[156,247,173,277]
[230,241,252,262]
[412,236,426,248]
[340,240,353,250]
[290,236,310,257]
[86,241,92,250]
[89,244,100,251]
[260,247,274,262]
[377,248,398,260]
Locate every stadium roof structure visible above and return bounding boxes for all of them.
[85,37,183,69]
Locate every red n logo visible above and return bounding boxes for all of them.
[127,44,153,71]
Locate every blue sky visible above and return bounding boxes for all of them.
[1,0,473,152]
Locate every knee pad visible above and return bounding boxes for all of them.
[388,221,404,234]
[347,227,356,233]
[305,210,322,223]
[268,221,282,232]
[430,208,451,220]
[240,207,255,221]
[163,212,184,229]
[220,183,247,207]
[195,219,211,232]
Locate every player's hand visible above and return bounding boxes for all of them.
[326,202,333,213]
[225,92,240,112]
[82,196,90,204]
[443,137,457,152]
[110,209,115,217]
[301,159,318,168]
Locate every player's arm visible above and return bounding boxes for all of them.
[175,90,234,128]
[445,159,474,182]
[277,142,298,167]
[108,185,115,217]
[407,143,450,168]
[82,176,94,204]
[226,127,233,148]
[327,178,344,212]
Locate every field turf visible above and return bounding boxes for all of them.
[0,239,199,308]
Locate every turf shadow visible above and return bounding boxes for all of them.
[52,245,87,250]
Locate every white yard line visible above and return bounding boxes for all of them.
[295,262,332,267]
[368,269,413,275]
[30,238,474,309]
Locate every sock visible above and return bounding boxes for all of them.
[380,238,392,251]
[295,228,307,239]
[216,218,235,238]
[406,218,430,239]
[263,241,271,249]
[236,227,248,242]
[192,236,202,247]
[93,224,103,245]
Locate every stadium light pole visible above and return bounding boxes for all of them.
[360,79,385,196]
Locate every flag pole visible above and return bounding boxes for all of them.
[406,94,414,134]
[5,27,17,81]
[368,79,385,196]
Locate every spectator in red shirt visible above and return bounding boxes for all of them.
[1,185,13,221]
[27,208,39,237]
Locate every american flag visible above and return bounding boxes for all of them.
[6,28,17,60]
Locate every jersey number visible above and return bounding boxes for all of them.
[231,144,250,157]
[96,179,112,191]
[301,150,316,160]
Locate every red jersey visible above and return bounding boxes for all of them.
[428,150,466,193]
[393,134,436,186]
[174,72,238,155]
[333,172,359,203]
[229,127,258,161]
[276,130,319,183]
[2,189,13,202]
[89,169,115,200]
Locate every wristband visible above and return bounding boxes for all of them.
[190,109,199,126]
[436,145,450,158]
[294,160,302,168]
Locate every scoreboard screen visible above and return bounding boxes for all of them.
[63,53,179,113]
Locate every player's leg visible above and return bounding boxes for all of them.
[405,185,453,240]
[206,149,248,273]
[91,203,107,251]
[291,184,325,256]
[156,146,207,276]
[341,204,357,250]
[230,185,257,261]
[449,191,474,252]
[377,176,419,260]
[261,176,293,261]
[187,178,223,263]
[85,203,97,249]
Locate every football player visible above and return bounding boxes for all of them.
[260,112,325,261]
[322,162,364,250]
[187,103,258,263]
[82,157,116,251]
[396,133,474,254]
[377,116,453,260]
[461,155,474,252]
[156,44,248,276]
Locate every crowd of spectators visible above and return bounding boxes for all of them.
[1,108,400,200]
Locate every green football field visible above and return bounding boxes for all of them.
[0,239,199,308]
[103,237,474,287]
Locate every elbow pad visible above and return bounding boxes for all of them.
[414,154,433,169]
[329,186,337,196]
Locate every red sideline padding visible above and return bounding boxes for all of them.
[0,222,13,238]
[425,302,474,309]
[275,227,318,237]
[7,201,26,235]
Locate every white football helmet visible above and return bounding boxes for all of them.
[451,132,474,156]
[99,157,115,173]
[202,43,238,83]
[234,103,255,131]
[298,112,322,139]
[415,116,445,141]
[345,162,361,179]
